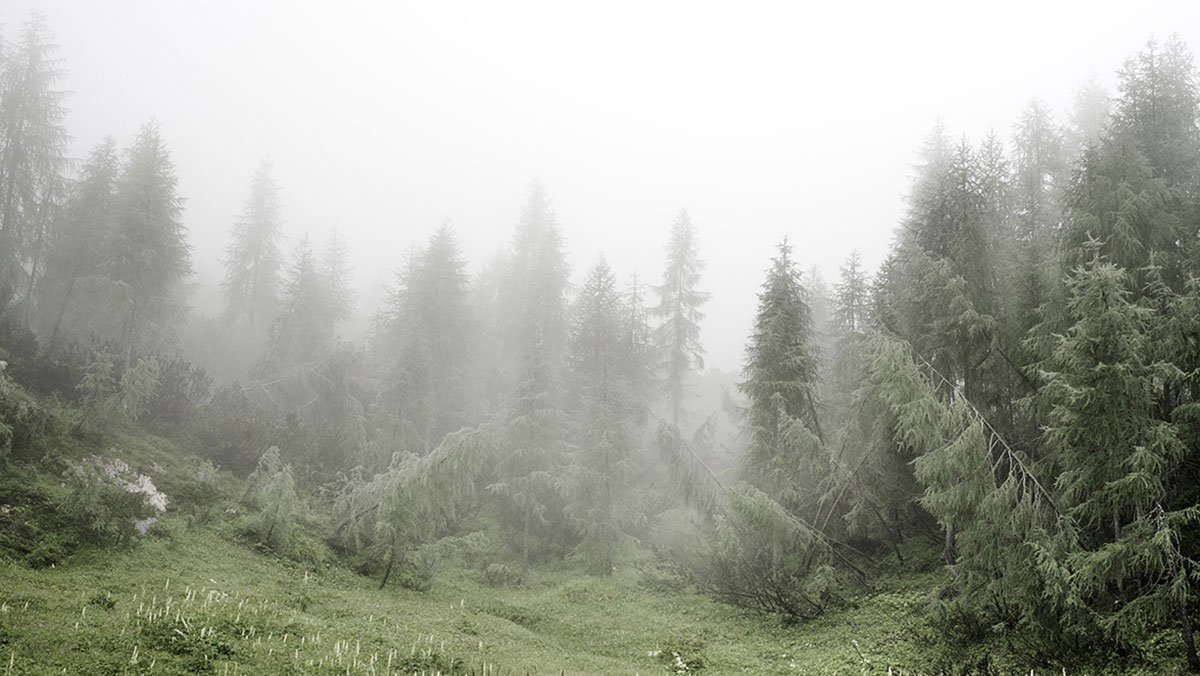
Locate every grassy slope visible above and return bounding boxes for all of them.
[0,382,1187,675]
[0,521,954,676]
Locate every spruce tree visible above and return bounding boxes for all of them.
[260,237,330,374]
[490,182,571,580]
[651,208,709,427]
[37,138,119,348]
[740,237,822,474]
[1066,76,1111,155]
[832,250,869,336]
[104,121,190,366]
[499,182,569,405]
[564,258,641,574]
[0,12,68,297]
[1065,37,1199,288]
[1010,99,1068,351]
[222,158,283,328]
[320,229,356,329]
[377,224,474,454]
[1043,257,1198,668]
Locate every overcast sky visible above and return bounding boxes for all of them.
[7,1,1200,371]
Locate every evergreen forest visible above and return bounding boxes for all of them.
[4,10,1200,675]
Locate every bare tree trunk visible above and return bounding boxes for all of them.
[380,537,397,590]
[1178,592,1199,672]
[520,506,531,583]
[943,522,955,568]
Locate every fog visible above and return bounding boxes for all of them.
[8,0,1200,370]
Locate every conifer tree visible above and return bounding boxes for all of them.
[320,229,356,329]
[1065,38,1200,288]
[832,250,869,336]
[0,13,68,297]
[104,121,190,366]
[1010,99,1068,351]
[564,258,641,574]
[222,158,283,328]
[1066,77,1111,155]
[499,182,569,405]
[377,224,474,453]
[246,446,299,549]
[490,356,568,582]
[490,182,571,579]
[37,138,119,348]
[740,237,822,471]
[651,208,709,427]
[619,272,653,417]
[260,237,330,374]
[1043,256,1199,668]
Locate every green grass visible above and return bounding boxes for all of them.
[4,519,1197,674]
[0,522,955,675]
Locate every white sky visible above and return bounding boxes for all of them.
[7,0,1200,370]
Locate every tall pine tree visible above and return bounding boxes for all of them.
[652,208,709,427]
[222,158,283,328]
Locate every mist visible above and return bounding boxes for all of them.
[10,3,1200,673]
[7,0,1197,370]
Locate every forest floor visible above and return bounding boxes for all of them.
[2,519,1182,675]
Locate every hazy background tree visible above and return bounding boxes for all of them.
[0,12,68,305]
[35,137,117,349]
[652,208,709,428]
[222,158,283,329]
[104,121,190,367]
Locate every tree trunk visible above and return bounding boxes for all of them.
[1179,590,1199,672]
[520,506,531,583]
[47,272,78,350]
[379,539,397,590]
[943,522,956,568]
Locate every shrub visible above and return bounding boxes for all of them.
[63,456,166,546]
[245,447,299,549]
[485,562,519,587]
[0,370,54,462]
[146,354,211,424]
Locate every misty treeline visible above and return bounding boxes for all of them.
[6,9,1200,669]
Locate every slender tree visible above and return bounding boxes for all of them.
[222,158,283,327]
[564,258,641,574]
[260,236,330,374]
[377,224,475,453]
[37,138,118,348]
[740,238,823,491]
[104,121,190,367]
[651,208,709,427]
[0,13,68,302]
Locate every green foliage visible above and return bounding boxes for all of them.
[1041,257,1198,660]
[0,366,53,462]
[62,456,159,546]
[484,562,519,587]
[74,351,165,429]
[740,238,823,478]
[244,446,299,549]
[76,349,119,430]
[118,355,159,420]
[331,422,503,589]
